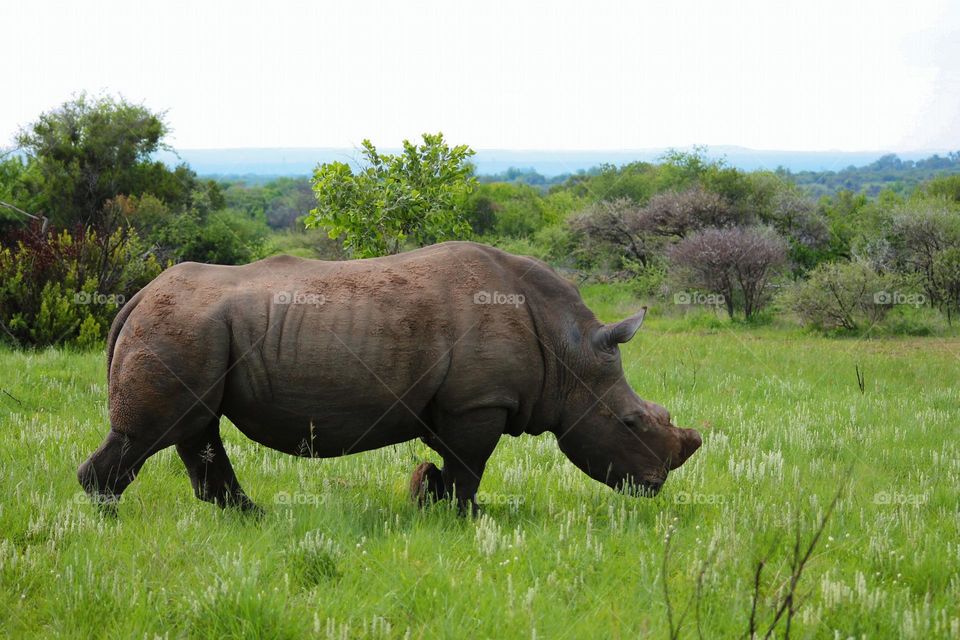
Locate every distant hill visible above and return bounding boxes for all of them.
[158,146,952,179]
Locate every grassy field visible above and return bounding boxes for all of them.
[1,291,959,638]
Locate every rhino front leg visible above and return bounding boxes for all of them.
[415,407,505,513]
[176,420,259,514]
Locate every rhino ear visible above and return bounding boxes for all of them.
[594,307,647,351]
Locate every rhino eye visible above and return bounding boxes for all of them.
[620,415,647,432]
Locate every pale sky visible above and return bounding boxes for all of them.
[2,0,959,152]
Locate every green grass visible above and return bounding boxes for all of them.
[1,292,959,638]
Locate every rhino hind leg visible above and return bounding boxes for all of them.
[77,429,160,515]
[176,419,259,513]
[414,407,505,513]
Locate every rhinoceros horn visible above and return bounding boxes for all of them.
[594,307,647,350]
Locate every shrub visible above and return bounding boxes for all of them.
[623,259,668,298]
[0,221,161,347]
[780,261,899,332]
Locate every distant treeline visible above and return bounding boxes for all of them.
[215,151,960,198]
[782,152,960,197]
[473,152,960,198]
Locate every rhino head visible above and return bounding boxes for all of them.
[552,308,702,496]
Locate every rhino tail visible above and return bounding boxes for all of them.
[106,288,145,380]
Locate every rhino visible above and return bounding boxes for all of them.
[78,241,702,514]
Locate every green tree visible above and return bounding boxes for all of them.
[15,93,198,227]
[0,155,33,230]
[307,133,477,257]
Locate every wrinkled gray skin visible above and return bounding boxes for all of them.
[78,241,701,514]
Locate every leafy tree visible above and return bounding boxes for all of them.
[15,93,199,227]
[307,133,477,257]
[0,155,35,229]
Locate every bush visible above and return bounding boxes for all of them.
[0,221,161,347]
[879,305,941,336]
[151,208,268,265]
[623,259,667,297]
[780,261,899,332]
